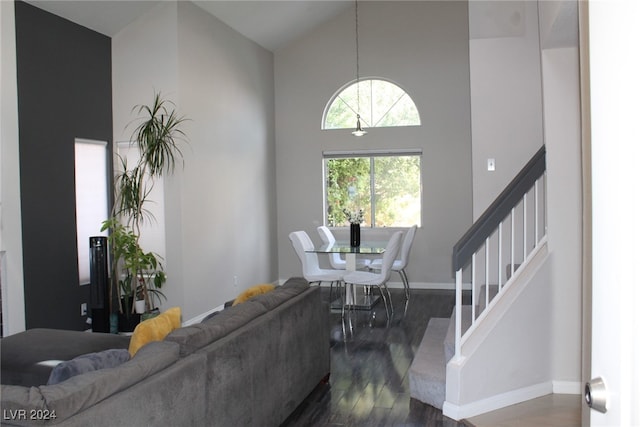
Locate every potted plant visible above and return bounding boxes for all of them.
[101,92,187,331]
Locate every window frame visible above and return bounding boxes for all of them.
[323,149,423,228]
[322,77,421,131]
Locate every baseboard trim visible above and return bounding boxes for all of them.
[443,380,582,420]
[312,280,471,291]
[386,281,460,290]
[443,382,553,420]
[552,380,582,395]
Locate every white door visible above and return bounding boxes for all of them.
[587,0,640,425]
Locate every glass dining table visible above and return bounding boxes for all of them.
[307,241,386,310]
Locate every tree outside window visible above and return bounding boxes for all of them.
[325,155,421,227]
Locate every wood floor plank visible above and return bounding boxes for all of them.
[280,288,466,427]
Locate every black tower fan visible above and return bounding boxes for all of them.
[89,236,109,332]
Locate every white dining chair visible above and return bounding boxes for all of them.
[289,230,344,298]
[368,224,417,300]
[316,226,371,270]
[342,231,403,319]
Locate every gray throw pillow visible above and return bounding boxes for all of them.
[46,349,131,385]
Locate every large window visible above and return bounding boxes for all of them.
[323,78,420,130]
[324,150,422,227]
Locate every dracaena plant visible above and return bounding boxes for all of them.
[102,92,187,315]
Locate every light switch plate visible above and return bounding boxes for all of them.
[487,158,496,171]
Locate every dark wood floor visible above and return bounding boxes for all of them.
[281,287,468,427]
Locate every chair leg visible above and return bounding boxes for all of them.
[338,280,345,307]
[376,285,389,318]
[341,282,347,318]
[342,282,356,317]
[399,269,410,300]
[376,284,394,320]
[350,283,356,314]
[381,283,394,314]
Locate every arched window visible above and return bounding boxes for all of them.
[322,78,420,130]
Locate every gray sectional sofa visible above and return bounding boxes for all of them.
[1,278,330,426]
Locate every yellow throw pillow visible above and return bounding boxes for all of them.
[128,307,181,357]
[232,284,276,306]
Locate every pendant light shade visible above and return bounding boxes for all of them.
[352,114,367,137]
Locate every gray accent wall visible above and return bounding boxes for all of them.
[274,1,473,285]
[14,1,112,330]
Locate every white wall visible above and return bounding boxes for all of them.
[0,0,26,334]
[173,2,277,319]
[469,0,544,219]
[537,0,582,390]
[542,46,582,390]
[274,1,473,286]
[112,1,277,321]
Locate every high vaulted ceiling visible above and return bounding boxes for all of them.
[24,0,352,52]
[23,1,578,52]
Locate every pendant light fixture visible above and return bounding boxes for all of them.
[352,0,367,137]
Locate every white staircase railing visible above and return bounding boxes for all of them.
[451,146,547,360]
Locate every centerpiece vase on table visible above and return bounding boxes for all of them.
[350,223,361,247]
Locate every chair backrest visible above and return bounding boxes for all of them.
[379,231,404,281]
[396,224,417,269]
[316,226,344,269]
[289,231,322,277]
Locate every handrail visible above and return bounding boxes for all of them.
[452,145,546,272]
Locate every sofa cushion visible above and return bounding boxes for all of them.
[128,307,181,356]
[166,302,267,356]
[281,276,310,290]
[1,329,130,387]
[47,349,131,385]
[249,277,310,311]
[232,284,276,305]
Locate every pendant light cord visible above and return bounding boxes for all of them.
[352,0,366,136]
[355,0,361,115]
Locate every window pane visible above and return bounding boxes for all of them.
[371,80,405,126]
[324,97,354,129]
[75,139,108,285]
[376,94,421,127]
[373,156,421,227]
[325,158,371,226]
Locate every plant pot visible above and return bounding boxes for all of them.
[118,297,141,332]
[141,308,160,322]
[117,312,141,332]
[135,299,146,314]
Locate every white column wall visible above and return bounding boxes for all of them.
[542,46,582,391]
[112,1,179,311]
[0,0,26,334]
